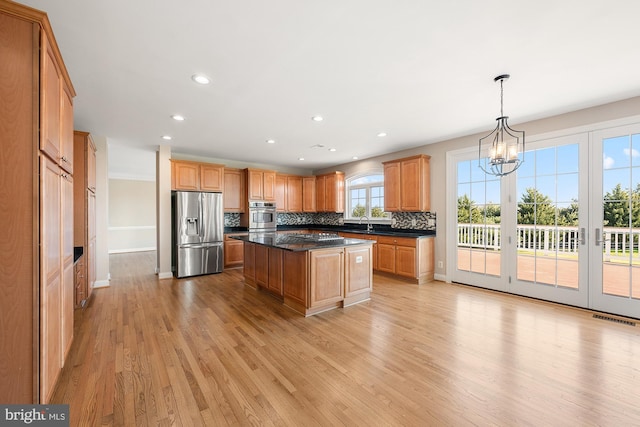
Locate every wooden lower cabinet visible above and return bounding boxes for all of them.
[75,256,86,306]
[224,234,245,268]
[309,248,344,309]
[376,235,434,284]
[344,245,372,306]
[243,242,373,316]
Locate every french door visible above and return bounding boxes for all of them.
[449,124,640,319]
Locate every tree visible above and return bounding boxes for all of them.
[457,194,483,224]
[371,206,386,218]
[603,184,629,227]
[518,188,555,225]
[558,200,579,226]
[351,204,366,218]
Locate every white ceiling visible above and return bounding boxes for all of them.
[20,0,640,173]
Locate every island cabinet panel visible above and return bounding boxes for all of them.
[344,245,372,306]
[267,248,284,296]
[224,168,245,213]
[302,176,316,212]
[340,232,378,270]
[283,251,308,312]
[255,244,269,288]
[309,248,344,311]
[243,242,256,287]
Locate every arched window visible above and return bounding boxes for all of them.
[345,172,390,221]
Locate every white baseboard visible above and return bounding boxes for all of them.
[109,247,156,254]
[434,273,447,282]
[93,279,110,288]
[158,272,173,280]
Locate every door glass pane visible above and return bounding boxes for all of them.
[601,134,640,299]
[457,160,500,276]
[517,145,579,289]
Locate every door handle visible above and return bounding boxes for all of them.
[580,228,586,245]
[595,228,605,246]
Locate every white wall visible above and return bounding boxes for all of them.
[108,179,156,253]
[93,135,110,287]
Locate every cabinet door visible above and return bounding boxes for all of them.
[40,156,62,403]
[309,249,344,308]
[383,161,401,212]
[200,164,224,191]
[61,174,74,361]
[315,175,326,212]
[268,247,284,296]
[344,246,372,298]
[395,245,417,278]
[41,34,61,162]
[224,236,244,268]
[88,191,96,298]
[223,169,244,212]
[247,170,264,200]
[275,174,287,212]
[376,243,396,274]
[87,138,97,193]
[263,171,276,201]
[287,176,303,212]
[173,161,199,191]
[302,176,316,212]
[400,158,421,211]
[60,84,74,173]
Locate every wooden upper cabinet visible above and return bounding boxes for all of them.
[383,161,401,212]
[275,174,287,212]
[59,84,74,174]
[302,176,316,212]
[287,176,303,212]
[40,33,61,163]
[200,163,224,191]
[246,168,276,201]
[172,160,224,192]
[382,154,431,212]
[316,172,344,213]
[87,136,96,193]
[223,168,245,212]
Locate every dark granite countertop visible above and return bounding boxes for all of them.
[225,224,434,238]
[231,232,375,252]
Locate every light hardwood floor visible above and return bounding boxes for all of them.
[52,251,640,426]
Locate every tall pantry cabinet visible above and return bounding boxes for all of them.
[74,131,97,306]
[0,0,76,403]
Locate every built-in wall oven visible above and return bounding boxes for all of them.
[248,201,277,232]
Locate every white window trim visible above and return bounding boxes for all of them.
[344,170,391,224]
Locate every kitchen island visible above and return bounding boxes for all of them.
[233,233,374,316]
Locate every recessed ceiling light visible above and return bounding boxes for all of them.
[329,148,337,152]
[298,157,305,161]
[266,139,275,144]
[377,132,387,137]
[352,156,359,160]
[161,135,172,140]
[311,115,323,122]
[191,74,210,85]
[171,115,185,121]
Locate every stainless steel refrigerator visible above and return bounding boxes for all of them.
[171,191,224,278]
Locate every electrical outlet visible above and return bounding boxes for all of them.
[411,218,417,227]
[438,261,443,268]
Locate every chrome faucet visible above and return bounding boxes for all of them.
[359,216,373,232]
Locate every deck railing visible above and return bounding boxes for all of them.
[457,223,640,259]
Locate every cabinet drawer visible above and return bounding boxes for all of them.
[376,235,416,247]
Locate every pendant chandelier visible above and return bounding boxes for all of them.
[478,74,525,177]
